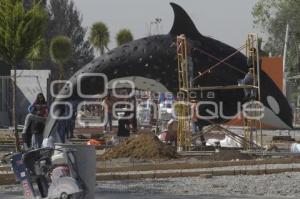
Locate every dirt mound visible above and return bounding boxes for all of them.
[100,133,178,160]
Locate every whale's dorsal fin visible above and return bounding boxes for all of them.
[169,3,203,40]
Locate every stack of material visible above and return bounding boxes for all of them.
[100,133,178,160]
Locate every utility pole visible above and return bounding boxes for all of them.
[12,68,21,152]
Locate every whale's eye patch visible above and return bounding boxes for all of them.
[267,96,280,114]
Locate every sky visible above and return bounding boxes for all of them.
[72,0,260,49]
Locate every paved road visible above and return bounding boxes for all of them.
[98,193,297,199]
[0,191,297,199]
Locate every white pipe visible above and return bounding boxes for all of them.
[255,33,261,101]
[283,24,289,96]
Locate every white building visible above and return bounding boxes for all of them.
[0,70,51,127]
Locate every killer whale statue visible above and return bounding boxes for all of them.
[43,3,292,139]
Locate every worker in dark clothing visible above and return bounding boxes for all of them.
[239,68,256,100]
[238,47,261,101]
[117,111,131,137]
[247,47,262,69]
[130,96,138,133]
[22,93,48,149]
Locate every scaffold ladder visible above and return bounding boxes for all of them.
[177,35,189,91]
[243,33,263,150]
[176,35,191,151]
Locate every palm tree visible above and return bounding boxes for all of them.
[50,36,72,80]
[27,39,47,69]
[89,22,110,55]
[0,0,47,151]
[116,29,134,46]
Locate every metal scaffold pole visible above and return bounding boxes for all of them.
[175,33,264,151]
[244,33,263,150]
[176,35,191,151]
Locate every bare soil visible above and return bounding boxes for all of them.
[100,133,178,160]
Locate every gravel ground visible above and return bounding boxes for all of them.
[96,172,300,198]
[0,172,300,198]
[99,163,300,176]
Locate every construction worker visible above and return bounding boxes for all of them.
[22,93,48,149]
[244,68,254,94]
[102,94,114,132]
[191,100,198,135]
[239,68,256,101]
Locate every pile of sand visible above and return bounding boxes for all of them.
[100,133,178,160]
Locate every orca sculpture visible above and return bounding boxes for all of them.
[43,3,292,138]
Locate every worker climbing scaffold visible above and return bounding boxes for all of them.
[175,33,264,152]
[242,33,263,150]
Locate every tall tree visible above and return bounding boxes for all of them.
[50,36,72,80]
[252,0,300,104]
[252,0,300,75]
[116,29,134,46]
[40,0,94,79]
[0,0,47,151]
[89,22,110,55]
[23,0,46,10]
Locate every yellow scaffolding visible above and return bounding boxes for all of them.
[243,33,263,150]
[177,35,189,90]
[176,33,263,151]
[176,35,192,151]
